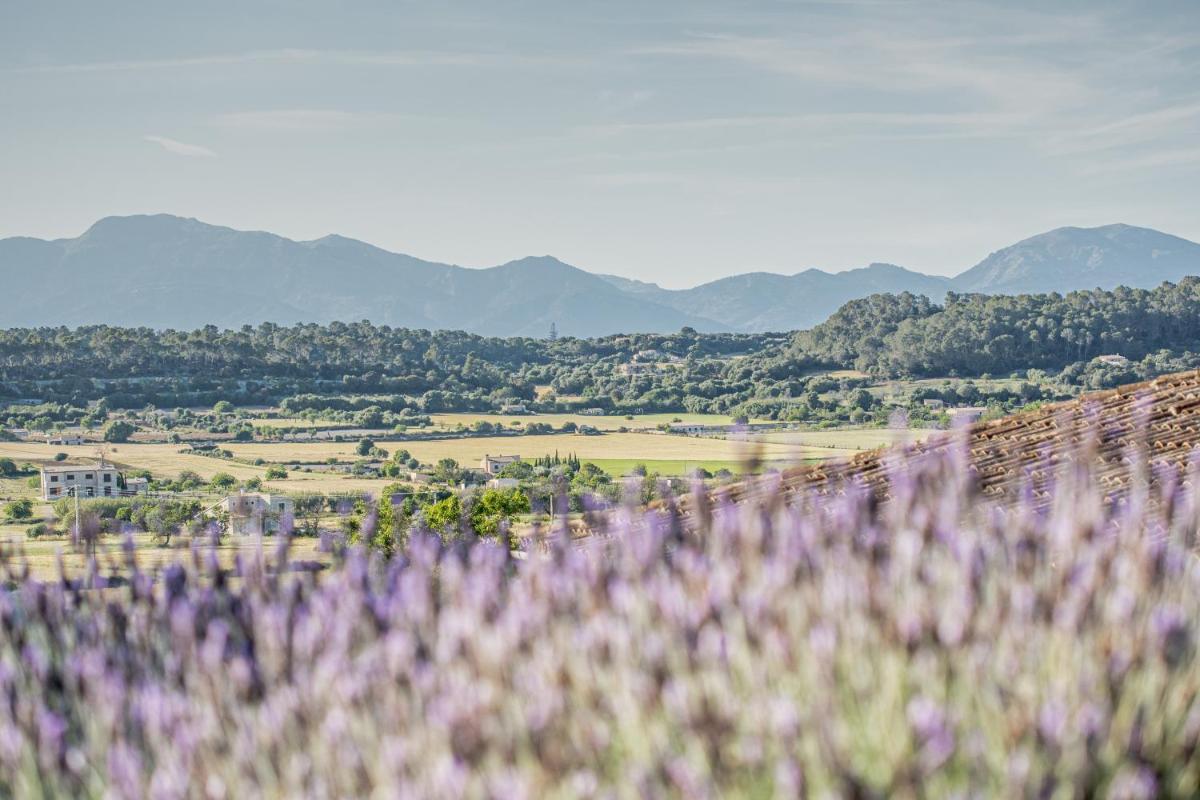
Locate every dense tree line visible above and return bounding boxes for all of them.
[8,280,1200,424]
[791,279,1200,378]
[0,323,785,414]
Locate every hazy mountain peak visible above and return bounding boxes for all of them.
[954,224,1200,295]
[3,216,1198,335]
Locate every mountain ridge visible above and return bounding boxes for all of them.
[2,215,1198,335]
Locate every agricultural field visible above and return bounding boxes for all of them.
[225,432,815,471]
[746,427,938,452]
[0,529,330,582]
[0,442,266,482]
[427,411,759,432]
[0,424,919,492]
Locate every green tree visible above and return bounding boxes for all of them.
[104,420,136,443]
[469,488,530,544]
[210,472,238,491]
[356,438,375,457]
[370,484,408,557]
[213,400,234,414]
[433,458,462,485]
[265,466,288,480]
[424,495,462,534]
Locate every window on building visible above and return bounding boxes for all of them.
[50,475,59,483]
[103,474,112,483]
[86,474,94,480]
[67,474,76,481]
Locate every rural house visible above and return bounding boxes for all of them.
[481,454,521,476]
[218,492,295,536]
[46,434,85,446]
[40,464,122,500]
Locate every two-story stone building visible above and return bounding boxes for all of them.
[40,464,122,500]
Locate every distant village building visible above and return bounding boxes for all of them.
[218,492,295,537]
[408,472,433,485]
[125,477,150,495]
[668,422,709,436]
[948,406,988,424]
[40,464,121,500]
[922,399,946,410]
[579,408,605,416]
[1095,354,1131,366]
[500,402,528,415]
[481,454,522,476]
[487,477,520,489]
[45,434,85,446]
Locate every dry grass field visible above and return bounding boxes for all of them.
[746,427,937,451]
[0,426,909,491]
[226,432,815,468]
[0,528,330,582]
[0,442,265,480]
[427,411,758,432]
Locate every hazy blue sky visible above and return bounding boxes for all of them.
[2,0,1198,286]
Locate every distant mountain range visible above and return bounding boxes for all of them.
[2,216,1198,336]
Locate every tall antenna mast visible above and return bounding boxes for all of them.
[549,322,558,341]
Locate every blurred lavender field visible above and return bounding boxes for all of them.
[1,438,1198,797]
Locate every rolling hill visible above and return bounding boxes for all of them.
[2,216,1198,335]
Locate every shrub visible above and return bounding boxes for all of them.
[265,466,288,480]
[53,452,68,462]
[2,498,33,520]
[25,522,53,538]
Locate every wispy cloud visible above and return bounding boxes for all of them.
[1044,101,1200,156]
[14,48,484,74]
[212,109,404,131]
[584,110,1029,138]
[143,135,216,158]
[635,30,1091,114]
[1080,146,1200,175]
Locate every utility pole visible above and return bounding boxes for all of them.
[73,486,81,545]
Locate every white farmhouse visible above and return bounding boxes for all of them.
[218,492,295,536]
